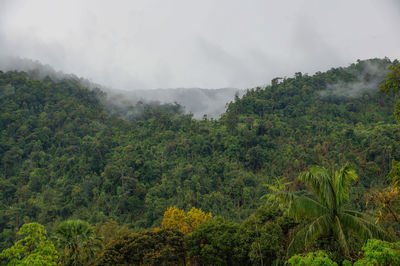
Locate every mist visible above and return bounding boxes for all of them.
[0,56,243,118]
[0,1,399,117]
[108,88,244,119]
[320,59,391,98]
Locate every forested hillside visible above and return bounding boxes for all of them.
[1,58,400,264]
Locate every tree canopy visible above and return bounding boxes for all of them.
[0,223,58,266]
[279,165,386,257]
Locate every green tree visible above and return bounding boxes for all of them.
[235,204,290,265]
[277,166,386,257]
[0,222,59,266]
[94,219,132,245]
[354,239,400,266]
[52,219,101,265]
[368,184,400,238]
[380,63,400,122]
[380,63,400,95]
[186,217,239,265]
[98,228,186,265]
[286,251,337,266]
[387,159,400,184]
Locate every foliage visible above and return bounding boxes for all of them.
[354,239,400,266]
[94,219,132,245]
[367,161,400,239]
[279,165,386,257]
[367,184,400,234]
[52,219,102,265]
[262,177,293,206]
[161,206,212,235]
[186,217,240,265]
[387,159,400,184]
[94,219,133,261]
[380,63,400,95]
[235,203,295,265]
[286,240,400,266]
[97,228,186,265]
[0,223,58,266]
[380,63,400,123]
[161,207,187,234]
[286,251,337,266]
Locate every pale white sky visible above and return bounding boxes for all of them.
[0,0,399,90]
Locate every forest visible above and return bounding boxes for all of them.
[0,58,400,265]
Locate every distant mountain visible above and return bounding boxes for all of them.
[108,87,245,119]
[0,56,243,118]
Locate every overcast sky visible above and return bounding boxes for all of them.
[0,0,399,90]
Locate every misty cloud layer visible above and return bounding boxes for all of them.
[0,56,242,118]
[320,59,390,98]
[109,88,244,119]
[0,0,399,91]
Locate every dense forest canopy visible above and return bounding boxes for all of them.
[1,58,400,264]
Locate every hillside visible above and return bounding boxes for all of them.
[0,58,399,252]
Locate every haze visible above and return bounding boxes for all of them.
[0,0,399,90]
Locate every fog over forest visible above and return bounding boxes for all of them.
[0,56,244,118]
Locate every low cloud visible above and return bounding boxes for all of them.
[320,59,390,98]
[0,56,242,118]
[0,1,399,91]
[108,87,244,119]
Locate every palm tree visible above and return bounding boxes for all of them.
[53,219,102,266]
[274,165,386,257]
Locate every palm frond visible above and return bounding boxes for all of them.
[262,176,297,210]
[334,165,358,208]
[288,196,329,221]
[298,166,336,210]
[340,212,387,241]
[287,214,331,257]
[342,209,367,218]
[333,215,350,256]
[264,177,292,192]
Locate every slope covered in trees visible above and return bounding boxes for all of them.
[0,58,399,257]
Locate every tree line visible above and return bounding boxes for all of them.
[1,164,399,264]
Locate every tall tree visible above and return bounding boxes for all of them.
[354,239,400,266]
[52,220,101,266]
[0,223,59,266]
[380,62,400,121]
[286,251,337,266]
[186,217,239,265]
[161,206,212,235]
[98,229,186,265]
[276,165,386,257]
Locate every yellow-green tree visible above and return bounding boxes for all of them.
[161,206,212,234]
[0,223,59,266]
[95,219,132,245]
